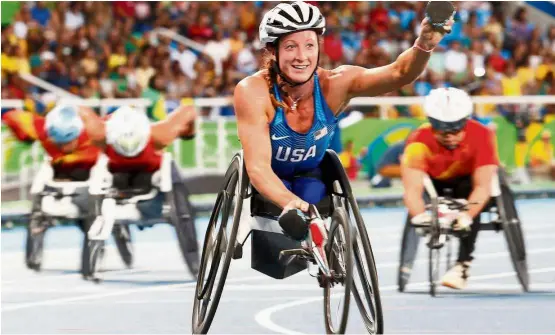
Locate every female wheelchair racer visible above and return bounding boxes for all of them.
[190,0,453,332]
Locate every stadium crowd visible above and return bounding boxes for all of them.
[1,1,554,119]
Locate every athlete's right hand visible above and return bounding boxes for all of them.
[282,197,310,214]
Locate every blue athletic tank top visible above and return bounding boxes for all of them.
[270,73,338,178]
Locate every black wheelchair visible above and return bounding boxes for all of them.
[83,153,199,282]
[397,170,528,296]
[191,150,384,334]
[24,159,129,273]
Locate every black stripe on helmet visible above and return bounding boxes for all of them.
[306,6,313,24]
[277,9,303,25]
[292,3,305,22]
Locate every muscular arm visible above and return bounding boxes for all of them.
[341,45,432,99]
[401,166,427,217]
[152,104,197,150]
[466,165,498,218]
[78,107,106,148]
[234,77,299,209]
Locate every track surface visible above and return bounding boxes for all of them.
[2,199,555,334]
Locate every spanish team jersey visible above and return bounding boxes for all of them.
[105,138,162,173]
[2,109,100,173]
[401,120,499,180]
[270,73,338,178]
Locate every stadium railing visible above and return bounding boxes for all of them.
[2,95,554,204]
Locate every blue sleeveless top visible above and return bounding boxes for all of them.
[270,73,338,178]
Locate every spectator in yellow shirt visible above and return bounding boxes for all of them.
[529,130,554,175]
[108,44,127,70]
[501,61,522,96]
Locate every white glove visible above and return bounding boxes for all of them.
[411,212,432,226]
[452,212,473,231]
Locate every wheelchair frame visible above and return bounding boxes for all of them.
[191,150,384,334]
[397,170,528,296]
[84,152,199,281]
[25,158,101,272]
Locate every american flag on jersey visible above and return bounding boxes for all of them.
[314,127,328,140]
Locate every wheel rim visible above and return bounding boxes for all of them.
[324,210,352,334]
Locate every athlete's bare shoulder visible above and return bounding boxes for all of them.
[234,71,273,120]
[236,70,269,91]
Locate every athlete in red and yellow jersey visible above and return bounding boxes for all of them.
[2,105,102,273]
[401,88,499,290]
[79,103,199,275]
[2,106,100,180]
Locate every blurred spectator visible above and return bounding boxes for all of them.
[339,140,365,180]
[445,41,469,84]
[529,130,554,177]
[65,2,85,31]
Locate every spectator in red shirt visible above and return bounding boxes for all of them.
[487,46,507,73]
[323,28,343,63]
[369,2,389,33]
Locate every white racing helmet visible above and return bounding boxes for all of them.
[259,1,326,45]
[424,87,473,132]
[106,106,151,157]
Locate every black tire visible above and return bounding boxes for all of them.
[25,215,47,271]
[345,197,384,334]
[83,240,105,281]
[498,184,529,292]
[192,153,245,334]
[397,215,421,292]
[428,197,442,297]
[325,149,382,334]
[445,235,453,272]
[113,224,133,268]
[324,207,354,334]
[168,183,199,277]
[429,247,440,297]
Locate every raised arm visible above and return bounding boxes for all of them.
[151,104,197,150]
[234,76,302,210]
[341,18,453,99]
[78,107,106,148]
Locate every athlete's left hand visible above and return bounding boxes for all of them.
[415,17,454,51]
[452,211,472,232]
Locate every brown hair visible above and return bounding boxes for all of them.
[261,47,289,111]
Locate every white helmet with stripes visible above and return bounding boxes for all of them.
[106,106,151,157]
[259,1,326,45]
[424,87,473,132]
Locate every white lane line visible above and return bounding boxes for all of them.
[1,275,264,312]
[254,266,555,334]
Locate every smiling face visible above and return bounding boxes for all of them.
[277,30,319,84]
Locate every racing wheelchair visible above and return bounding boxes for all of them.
[191,150,384,334]
[24,157,128,273]
[84,152,199,282]
[397,170,528,296]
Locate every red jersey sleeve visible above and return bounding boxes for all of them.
[1,110,41,142]
[473,126,500,169]
[401,127,433,173]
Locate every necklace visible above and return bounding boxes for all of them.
[290,95,303,111]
